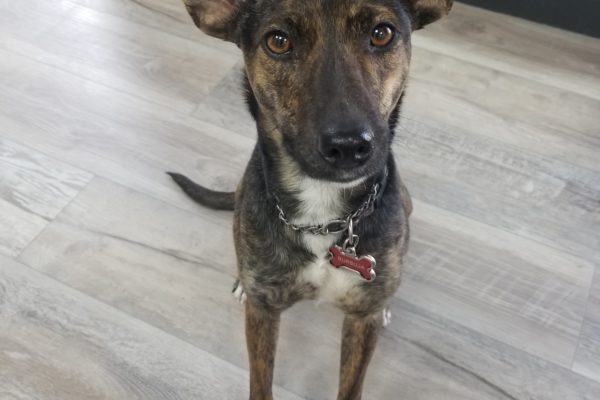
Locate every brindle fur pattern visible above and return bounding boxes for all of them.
[235,146,410,315]
[338,312,382,399]
[179,1,452,399]
[238,0,411,183]
[244,299,281,400]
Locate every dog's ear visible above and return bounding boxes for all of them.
[406,0,453,30]
[183,0,242,41]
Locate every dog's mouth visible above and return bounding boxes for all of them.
[283,134,390,184]
[323,163,379,183]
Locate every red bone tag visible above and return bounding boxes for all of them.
[329,245,376,281]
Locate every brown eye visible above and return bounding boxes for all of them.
[371,24,395,48]
[266,31,292,55]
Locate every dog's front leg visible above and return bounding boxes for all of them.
[337,312,382,400]
[245,298,280,400]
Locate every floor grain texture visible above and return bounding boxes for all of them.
[0,138,92,257]
[574,271,600,382]
[1,0,599,399]
[0,256,302,400]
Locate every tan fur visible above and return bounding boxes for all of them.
[184,0,239,39]
[245,299,280,400]
[337,312,383,400]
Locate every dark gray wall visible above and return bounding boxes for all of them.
[459,0,600,38]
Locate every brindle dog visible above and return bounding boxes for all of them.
[170,1,452,399]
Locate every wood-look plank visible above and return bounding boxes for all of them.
[573,272,600,383]
[0,138,93,219]
[17,178,600,399]
[0,49,252,217]
[414,3,600,100]
[383,299,600,400]
[0,138,93,257]
[19,178,237,271]
[0,0,239,113]
[394,117,600,262]
[0,200,46,258]
[192,63,255,138]
[0,255,303,400]
[69,0,238,55]
[404,46,600,172]
[400,200,591,366]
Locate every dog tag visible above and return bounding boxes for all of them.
[329,245,376,281]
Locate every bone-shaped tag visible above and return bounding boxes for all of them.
[329,245,376,281]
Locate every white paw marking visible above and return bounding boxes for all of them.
[382,308,392,327]
[232,280,247,304]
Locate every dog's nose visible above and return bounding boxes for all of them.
[319,129,374,168]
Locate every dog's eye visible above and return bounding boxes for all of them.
[371,24,395,48]
[265,31,292,55]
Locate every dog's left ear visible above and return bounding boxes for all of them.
[406,0,454,30]
[183,0,242,42]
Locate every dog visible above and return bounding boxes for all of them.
[169,1,452,398]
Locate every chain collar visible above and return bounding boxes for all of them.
[275,168,387,236]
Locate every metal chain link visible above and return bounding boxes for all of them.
[276,182,380,236]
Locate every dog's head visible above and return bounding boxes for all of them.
[185,0,452,182]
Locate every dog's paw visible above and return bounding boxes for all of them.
[382,308,392,328]
[232,279,247,304]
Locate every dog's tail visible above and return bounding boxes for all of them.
[167,172,235,211]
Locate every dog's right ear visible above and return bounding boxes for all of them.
[406,0,454,30]
[183,0,242,42]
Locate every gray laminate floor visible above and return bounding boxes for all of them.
[1,1,599,399]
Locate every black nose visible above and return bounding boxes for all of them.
[319,129,374,168]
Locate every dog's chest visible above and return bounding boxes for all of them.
[300,235,363,303]
[292,179,363,302]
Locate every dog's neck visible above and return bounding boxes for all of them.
[256,136,387,226]
[290,176,369,226]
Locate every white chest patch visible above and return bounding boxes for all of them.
[292,177,366,303]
